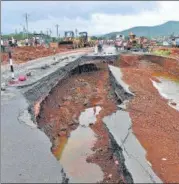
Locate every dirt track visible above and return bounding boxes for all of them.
[120,54,179,183]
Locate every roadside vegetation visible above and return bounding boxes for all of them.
[153,49,171,56]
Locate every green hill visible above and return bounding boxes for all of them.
[103,21,179,39]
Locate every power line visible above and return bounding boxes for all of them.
[75,29,78,37]
[20,24,26,39]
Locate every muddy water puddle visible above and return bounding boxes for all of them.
[79,106,101,126]
[52,106,103,183]
[152,73,179,111]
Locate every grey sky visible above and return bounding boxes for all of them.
[1,1,178,36]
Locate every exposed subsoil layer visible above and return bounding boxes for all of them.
[1,46,92,65]
[119,54,179,183]
[37,62,125,183]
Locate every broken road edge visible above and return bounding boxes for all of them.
[20,54,162,183]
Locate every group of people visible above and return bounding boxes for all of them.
[1,37,18,52]
[25,37,44,47]
[8,37,18,47]
[25,38,36,46]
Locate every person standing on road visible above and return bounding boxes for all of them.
[8,37,12,47]
[35,38,38,47]
[14,39,18,47]
[1,38,5,52]
[11,37,15,47]
[97,39,103,53]
[25,38,28,46]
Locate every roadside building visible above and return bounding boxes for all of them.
[163,41,170,46]
[171,36,179,47]
[33,33,46,46]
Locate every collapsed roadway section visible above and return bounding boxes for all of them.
[20,53,164,183]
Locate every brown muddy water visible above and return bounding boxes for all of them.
[53,106,103,183]
[152,72,179,111]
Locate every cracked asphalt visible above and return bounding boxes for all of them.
[1,50,91,183]
[1,46,162,183]
[1,89,66,183]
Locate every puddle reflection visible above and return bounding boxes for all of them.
[152,73,179,111]
[52,106,103,183]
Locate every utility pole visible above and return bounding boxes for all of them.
[24,13,30,39]
[75,29,78,38]
[20,24,25,39]
[55,24,59,38]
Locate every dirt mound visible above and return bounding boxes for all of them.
[0,46,70,65]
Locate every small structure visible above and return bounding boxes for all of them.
[163,41,170,46]
[171,36,179,47]
[32,33,47,46]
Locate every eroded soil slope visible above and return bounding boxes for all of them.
[120,54,179,183]
[37,62,125,183]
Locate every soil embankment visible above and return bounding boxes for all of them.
[1,46,92,65]
[119,53,179,183]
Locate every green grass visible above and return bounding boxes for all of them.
[153,49,171,56]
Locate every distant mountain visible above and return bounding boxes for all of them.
[103,21,179,39]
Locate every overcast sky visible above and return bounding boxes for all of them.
[1,1,179,36]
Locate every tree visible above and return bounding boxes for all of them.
[91,36,98,40]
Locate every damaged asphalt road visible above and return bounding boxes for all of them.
[1,46,166,183]
[1,50,93,183]
[1,89,68,183]
[1,48,117,183]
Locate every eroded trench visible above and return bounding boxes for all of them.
[35,60,132,183]
[24,53,179,183]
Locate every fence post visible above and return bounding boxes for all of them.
[8,51,15,79]
[53,48,56,61]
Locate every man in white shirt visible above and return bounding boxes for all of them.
[11,37,15,47]
[1,39,3,46]
[1,39,5,52]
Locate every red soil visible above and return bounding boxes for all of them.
[120,54,179,183]
[1,46,92,65]
[37,63,125,183]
